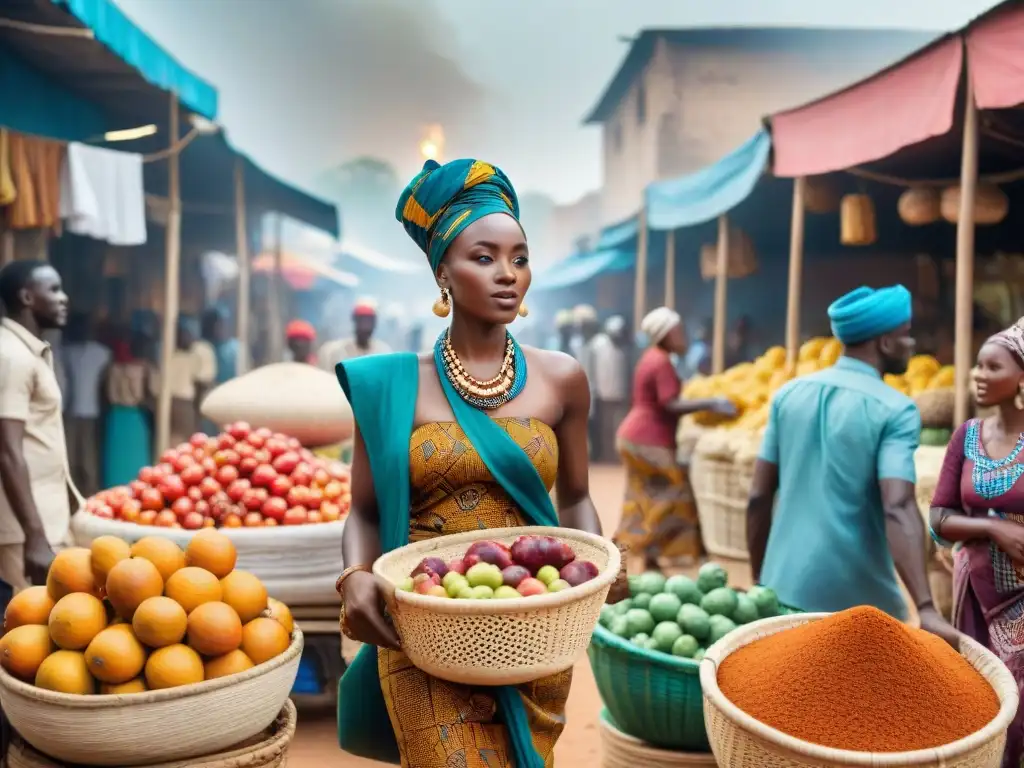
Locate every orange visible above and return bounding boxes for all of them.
[144,644,204,690]
[220,570,267,624]
[265,597,294,635]
[105,557,164,620]
[132,596,187,648]
[35,650,95,695]
[203,649,254,680]
[90,536,131,587]
[100,676,147,694]
[46,548,98,600]
[164,567,222,615]
[240,617,290,665]
[129,537,186,583]
[48,593,107,650]
[186,602,242,657]
[0,625,53,680]
[185,530,237,579]
[4,586,56,632]
[85,624,147,684]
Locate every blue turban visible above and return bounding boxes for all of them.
[828,285,912,345]
[395,159,520,271]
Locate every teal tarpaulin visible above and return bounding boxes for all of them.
[533,249,632,291]
[644,129,771,231]
[595,216,639,250]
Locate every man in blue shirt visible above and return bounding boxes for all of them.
[746,285,958,644]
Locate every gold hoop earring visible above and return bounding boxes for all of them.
[432,288,451,318]
[517,301,529,318]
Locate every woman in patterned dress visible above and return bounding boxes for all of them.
[613,307,735,570]
[930,318,1024,768]
[334,158,628,768]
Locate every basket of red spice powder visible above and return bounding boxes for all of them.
[699,607,1017,767]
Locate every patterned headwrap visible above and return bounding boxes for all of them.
[986,317,1024,368]
[828,285,912,345]
[395,159,520,271]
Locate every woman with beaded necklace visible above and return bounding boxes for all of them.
[333,159,628,768]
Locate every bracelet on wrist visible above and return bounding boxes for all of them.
[336,564,371,598]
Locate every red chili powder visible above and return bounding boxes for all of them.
[717,606,1001,752]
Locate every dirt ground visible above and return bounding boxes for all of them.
[287,464,754,767]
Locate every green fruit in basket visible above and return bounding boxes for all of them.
[536,565,560,586]
[652,621,684,652]
[456,586,476,599]
[664,575,704,605]
[692,648,706,662]
[444,574,469,598]
[609,615,631,638]
[397,577,415,592]
[630,633,650,647]
[634,571,667,596]
[732,594,760,625]
[470,585,494,599]
[643,637,661,652]
[613,598,633,615]
[466,563,503,590]
[599,605,616,628]
[671,634,700,659]
[747,585,780,618]
[696,562,728,594]
[494,586,521,599]
[677,604,711,642]
[632,593,652,610]
[701,587,738,617]
[708,614,737,644]
[547,579,570,593]
[648,593,682,623]
[625,608,656,637]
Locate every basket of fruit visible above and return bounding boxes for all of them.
[0,531,302,766]
[373,527,620,686]
[71,423,351,606]
[689,433,751,560]
[599,709,717,768]
[588,563,787,751]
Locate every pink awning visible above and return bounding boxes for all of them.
[968,4,1024,109]
[771,38,963,178]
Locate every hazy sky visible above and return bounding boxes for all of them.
[118,0,997,204]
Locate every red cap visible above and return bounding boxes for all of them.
[352,302,377,318]
[285,320,316,341]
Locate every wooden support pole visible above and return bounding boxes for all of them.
[266,213,285,363]
[633,207,648,334]
[711,215,729,374]
[156,93,182,455]
[233,158,251,375]
[664,228,676,310]
[785,177,807,368]
[954,72,979,426]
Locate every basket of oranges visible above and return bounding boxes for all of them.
[373,526,620,686]
[0,531,302,766]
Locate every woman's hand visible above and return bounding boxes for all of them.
[342,571,401,650]
[605,575,630,605]
[989,519,1024,565]
[918,605,963,648]
[710,398,738,418]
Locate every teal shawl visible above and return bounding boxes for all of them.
[335,352,559,768]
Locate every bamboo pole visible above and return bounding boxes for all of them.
[785,177,807,368]
[155,93,182,454]
[633,207,648,334]
[711,215,729,374]
[664,228,676,310]
[266,213,285,363]
[954,72,979,426]
[234,157,251,374]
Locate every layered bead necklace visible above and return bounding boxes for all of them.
[434,329,527,410]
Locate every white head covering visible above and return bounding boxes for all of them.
[641,307,681,345]
[573,304,597,325]
[555,309,574,329]
[604,315,626,335]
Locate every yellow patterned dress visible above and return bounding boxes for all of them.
[378,417,572,768]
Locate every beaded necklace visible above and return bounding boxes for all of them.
[434,329,527,410]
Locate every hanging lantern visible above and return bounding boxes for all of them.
[804,175,840,214]
[700,226,758,281]
[840,194,877,246]
[940,183,1009,226]
[898,187,941,226]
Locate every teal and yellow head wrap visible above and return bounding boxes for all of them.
[395,159,520,271]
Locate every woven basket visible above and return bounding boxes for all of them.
[700,613,1018,767]
[373,526,620,686]
[599,709,716,767]
[5,699,298,768]
[0,631,303,766]
[675,418,707,466]
[690,451,750,560]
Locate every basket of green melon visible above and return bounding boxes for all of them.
[588,562,795,751]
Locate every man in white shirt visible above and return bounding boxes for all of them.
[62,313,111,496]
[588,315,630,462]
[318,299,391,371]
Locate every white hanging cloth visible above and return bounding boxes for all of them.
[59,142,147,246]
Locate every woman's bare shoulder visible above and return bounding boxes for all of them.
[522,346,585,387]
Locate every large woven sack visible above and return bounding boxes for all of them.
[915,388,955,429]
[201,363,353,447]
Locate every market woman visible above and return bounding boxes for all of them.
[334,158,627,768]
[613,307,734,570]
[102,334,153,487]
[930,317,1024,767]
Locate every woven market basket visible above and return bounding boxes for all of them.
[699,613,1018,768]
[599,709,717,768]
[0,631,303,766]
[5,699,298,768]
[373,526,620,686]
[690,450,750,560]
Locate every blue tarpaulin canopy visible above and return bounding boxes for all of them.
[644,129,771,231]
[532,249,633,291]
[595,216,639,250]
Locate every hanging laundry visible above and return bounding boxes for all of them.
[59,142,147,246]
[0,130,16,207]
[7,132,63,230]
